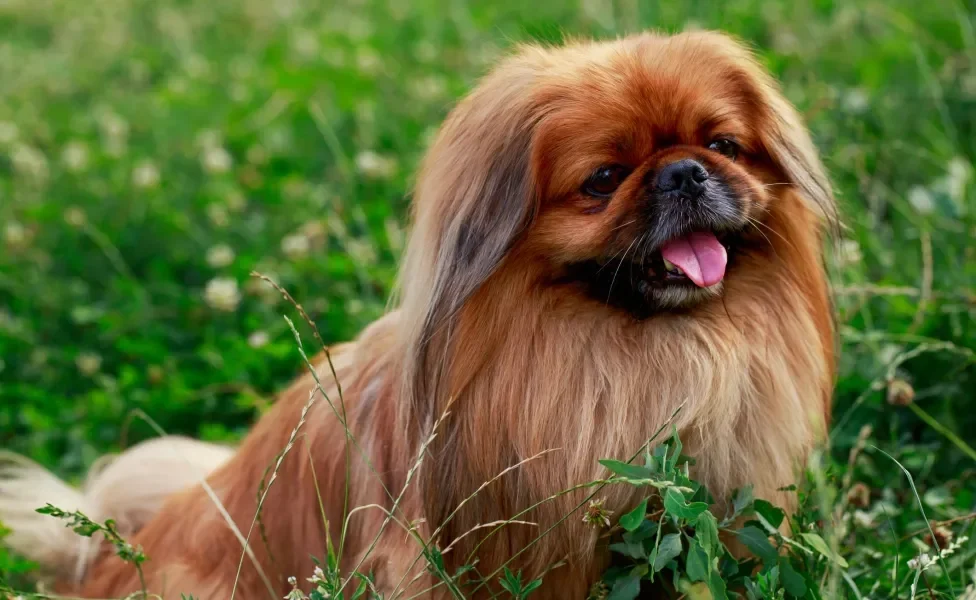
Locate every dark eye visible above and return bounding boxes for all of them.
[582,165,629,198]
[707,138,739,160]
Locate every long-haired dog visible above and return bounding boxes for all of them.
[1,30,836,599]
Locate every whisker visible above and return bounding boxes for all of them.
[607,235,640,304]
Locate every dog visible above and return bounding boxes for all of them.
[1,30,836,599]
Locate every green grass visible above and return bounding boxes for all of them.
[0,0,974,597]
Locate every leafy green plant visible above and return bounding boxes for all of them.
[36,505,149,599]
[593,430,847,600]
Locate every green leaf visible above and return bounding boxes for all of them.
[523,578,543,596]
[707,569,729,600]
[599,459,653,480]
[729,486,754,521]
[652,533,683,572]
[607,574,641,600]
[695,511,720,557]
[623,519,658,544]
[778,558,807,597]
[664,487,709,522]
[666,427,683,473]
[609,541,647,560]
[620,498,648,532]
[686,539,709,582]
[734,526,778,565]
[799,533,849,568]
[754,499,785,530]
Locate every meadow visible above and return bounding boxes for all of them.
[0,0,974,598]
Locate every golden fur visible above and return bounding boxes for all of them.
[1,30,836,599]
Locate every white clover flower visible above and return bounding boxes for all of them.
[281,233,311,260]
[346,298,365,315]
[907,186,934,215]
[837,239,862,267]
[202,146,233,174]
[0,121,19,145]
[61,141,90,172]
[11,144,49,179]
[346,239,376,263]
[944,156,972,206]
[355,48,381,74]
[132,160,161,189]
[206,244,235,268]
[291,30,319,59]
[204,277,241,312]
[4,221,28,249]
[355,150,396,179]
[852,510,874,529]
[248,331,270,349]
[64,206,87,227]
[409,75,447,102]
[76,352,102,376]
[842,88,870,113]
[99,112,129,140]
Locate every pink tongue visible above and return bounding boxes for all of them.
[659,232,728,288]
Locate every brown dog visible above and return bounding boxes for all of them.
[1,30,835,599]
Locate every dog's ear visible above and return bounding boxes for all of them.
[697,31,838,232]
[755,75,839,232]
[397,53,545,438]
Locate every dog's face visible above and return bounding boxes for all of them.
[521,35,813,315]
[402,31,835,370]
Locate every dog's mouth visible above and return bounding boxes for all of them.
[565,230,736,317]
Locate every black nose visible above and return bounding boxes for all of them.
[656,159,709,196]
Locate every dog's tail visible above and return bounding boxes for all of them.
[0,435,234,584]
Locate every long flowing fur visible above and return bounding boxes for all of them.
[1,31,836,599]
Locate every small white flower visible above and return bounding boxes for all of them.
[61,141,90,172]
[907,186,934,215]
[248,331,270,348]
[852,510,874,529]
[944,156,971,206]
[408,75,447,101]
[281,233,311,260]
[11,144,49,179]
[907,552,932,571]
[206,244,235,268]
[291,30,319,59]
[307,565,326,584]
[0,121,19,145]
[837,239,862,267]
[76,352,102,376]
[355,150,396,179]
[99,112,129,140]
[132,160,161,189]
[355,48,381,74]
[64,206,87,227]
[4,221,28,249]
[346,298,364,315]
[204,277,241,312]
[202,146,233,174]
[842,88,870,113]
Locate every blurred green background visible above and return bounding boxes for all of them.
[0,0,974,592]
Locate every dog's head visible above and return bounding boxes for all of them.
[401,31,834,328]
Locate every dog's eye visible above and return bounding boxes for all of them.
[582,165,629,198]
[707,138,739,160]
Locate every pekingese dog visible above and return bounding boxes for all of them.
[1,30,836,599]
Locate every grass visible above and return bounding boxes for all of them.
[0,0,975,597]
